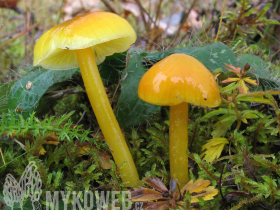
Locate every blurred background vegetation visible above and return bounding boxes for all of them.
[1,0,279,84]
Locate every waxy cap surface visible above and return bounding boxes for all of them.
[33,11,136,70]
[138,53,221,107]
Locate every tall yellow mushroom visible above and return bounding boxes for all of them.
[33,11,139,186]
[138,53,221,187]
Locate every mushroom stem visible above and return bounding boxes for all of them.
[169,102,189,187]
[75,47,139,187]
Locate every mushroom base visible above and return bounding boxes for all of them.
[169,102,189,187]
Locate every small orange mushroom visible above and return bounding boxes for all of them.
[138,53,221,187]
[33,11,139,186]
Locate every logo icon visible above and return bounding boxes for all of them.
[3,161,42,210]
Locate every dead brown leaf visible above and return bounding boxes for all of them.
[130,177,218,209]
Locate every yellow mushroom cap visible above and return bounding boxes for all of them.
[138,53,221,107]
[33,11,136,70]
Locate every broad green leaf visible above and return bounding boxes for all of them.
[98,52,127,84]
[145,42,237,72]
[0,81,15,114]
[115,52,161,128]
[8,67,78,119]
[237,54,280,91]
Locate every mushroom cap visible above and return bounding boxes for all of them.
[33,11,136,70]
[138,53,221,107]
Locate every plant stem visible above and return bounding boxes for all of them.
[0,147,6,166]
[232,104,241,131]
[215,0,226,42]
[75,47,139,187]
[232,90,242,131]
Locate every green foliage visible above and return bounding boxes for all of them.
[0,110,91,142]
[116,42,238,128]
[115,51,161,128]
[222,0,279,40]
[1,0,280,208]
[0,81,15,114]
[7,66,79,119]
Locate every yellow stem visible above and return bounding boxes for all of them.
[169,102,189,187]
[75,48,139,187]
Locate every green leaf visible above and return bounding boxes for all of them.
[145,42,237,72]
[202,108,234,120]
[98,52,127,84]
[241,110,264,119]
[265,19,280,25]
[115,52,161,128]
[0,81,15,114]
[212,114,237,137]
[8,67,78,119]
[235,94,271,104]
[237,54,280,91]
[220,82,239,93]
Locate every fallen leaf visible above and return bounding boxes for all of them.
[130,177,175,210]
[98,150,112,169]
[130,177,218,209]
[146,176,168,192]
[180,178,219,203]
[131,188,166,202]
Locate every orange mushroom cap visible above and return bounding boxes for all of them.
[33,11,136,70]
[138,53,221,107]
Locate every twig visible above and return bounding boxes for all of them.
[135,0,157,32]
[219,163,226,200]
[259,26,280,45]
[154,0,163,28]
[135,0,149,31]
[0,9,59,49]
[0,147,6,167]
[100,0,117,14]
[215,0,226,42]
[111,82,120,105]
[141,57,154,65]
[76,111,86,125]
[42,89,85,101]
[174,0,196,41]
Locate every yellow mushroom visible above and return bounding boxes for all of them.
[33,11,139,187]
[138,53,221,187]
